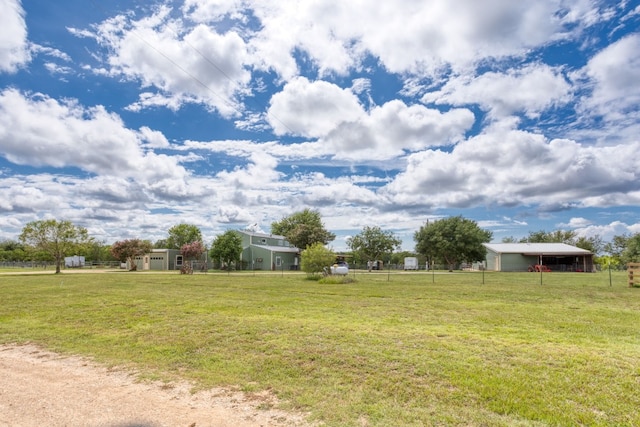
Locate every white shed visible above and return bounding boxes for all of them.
[64,255,85,268]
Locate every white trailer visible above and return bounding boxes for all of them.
[404,257,419,270]
[64,255,85,268]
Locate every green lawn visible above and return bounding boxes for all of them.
[1,270,638,426]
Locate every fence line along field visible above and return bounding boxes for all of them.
[1,270,639,426]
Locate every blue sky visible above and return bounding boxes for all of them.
[1,0,639,252]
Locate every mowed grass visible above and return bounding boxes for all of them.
[1,270,639,426]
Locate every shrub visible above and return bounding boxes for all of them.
[301,242,335,276]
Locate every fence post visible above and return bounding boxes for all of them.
[628,263,640,287]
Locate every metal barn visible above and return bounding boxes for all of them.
[484,243,594,272]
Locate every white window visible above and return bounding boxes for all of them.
[275,256,282,267]
[176,255,183,266]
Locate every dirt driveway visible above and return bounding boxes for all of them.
[0,344,312,427]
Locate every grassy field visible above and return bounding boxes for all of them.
[1,270,638,426]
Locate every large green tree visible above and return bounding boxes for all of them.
[271,209,335,250]
[19,219,91,274]
[209,231,243,269]
[110,239,153,271]
[414,216,492,271]
[347,226,401,266]
[166,223,203,249]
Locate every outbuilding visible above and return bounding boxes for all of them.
[132,249,207,271]
[483,243,594,272]
[64,255,85,268]
[131,249,180,271]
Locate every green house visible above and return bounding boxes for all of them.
[483,243,594,272]
[236,230,300,271]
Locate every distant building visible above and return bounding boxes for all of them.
[483,243,594,272]
[132,249,180,271]
[64,255,85,268]
[236,230,300,271]
[132,248,207,271]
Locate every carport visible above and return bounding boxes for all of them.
[483,243,594,272]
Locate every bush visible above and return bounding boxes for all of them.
[301,243,335,276]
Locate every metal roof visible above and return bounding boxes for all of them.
[238,230,287,240]
[483,243,592,255]
[258,245,300,253]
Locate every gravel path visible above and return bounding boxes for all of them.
[0,344,312,427]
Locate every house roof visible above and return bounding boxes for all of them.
[483,243,592,256]
[237,229,300,252]
[259,245,300,253]
[237,230,287,239]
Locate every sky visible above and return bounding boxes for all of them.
[1,0,639,252]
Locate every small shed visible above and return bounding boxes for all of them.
[64,255,85,268]
[133,249,183,271]
[483,243,594,272]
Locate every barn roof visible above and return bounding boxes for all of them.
[483,243,592,256]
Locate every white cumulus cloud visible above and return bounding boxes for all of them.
[0,0,31,72]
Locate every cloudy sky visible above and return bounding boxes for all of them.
[1,0,639,251]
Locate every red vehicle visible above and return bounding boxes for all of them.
[528,264,551,272]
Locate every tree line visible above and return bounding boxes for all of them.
[4,211,640,274]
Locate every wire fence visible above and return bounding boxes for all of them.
[2,260,632,287]
[0,261,122,269]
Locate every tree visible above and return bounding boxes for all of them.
[501,236,518,243]
[0,240,27,262]
[166,224,203,249]
[181,241,206,260]
[621,233,640,264]
[574,235,604,255]
[605,234,630,265]
[598,254,621,270]
[19,220,91,274]
[271,209,335,249]
[77,240,116,263]
[414,216,492,271]
[209,231,243,270]
[110,239,153,271]
[153,239,169,249]
[520,230,576,244]
[180,241,206,274]
[301,242,336,276]
[347,226,401,267]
